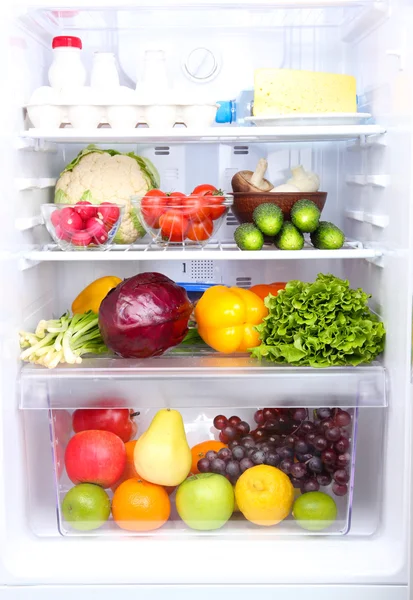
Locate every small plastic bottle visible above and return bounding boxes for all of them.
[140,50,169,96]
[215,100,235,125]
[91,52,120,90]
[48,36,87,91]
[215,90,254,126]
[235,89,254,125]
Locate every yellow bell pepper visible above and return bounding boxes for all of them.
[72,276,122,314]
[194,286,269,353]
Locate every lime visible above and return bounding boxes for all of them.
[292,491,337,531]
[62,483,111,531]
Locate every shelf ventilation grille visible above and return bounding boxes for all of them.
[155,146,170,156]
[226,211,238,227]
[234,145,249,155]
[190,260,215,280]
[236,277,252,289]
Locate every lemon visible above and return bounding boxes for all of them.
[293,491,337,531]
[235,465,294,526]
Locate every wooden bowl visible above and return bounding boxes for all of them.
[231,191,328,224]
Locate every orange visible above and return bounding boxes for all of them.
[112,477,171,532]
[235,465,294,526]
[191,440,227,474]
[111,440,138,491]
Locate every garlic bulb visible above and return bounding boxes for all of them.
[271,183,300,192]
[287,165,320,193]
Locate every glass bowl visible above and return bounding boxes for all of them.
[133,194,233,247]
[42,202,123,251]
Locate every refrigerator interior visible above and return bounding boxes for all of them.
[1,0,412,588]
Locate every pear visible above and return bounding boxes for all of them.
[134,409,192,487]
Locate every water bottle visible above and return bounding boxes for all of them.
[235,89,254,126]
[215,89,254,126]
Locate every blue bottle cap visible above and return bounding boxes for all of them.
[215,100,234,124]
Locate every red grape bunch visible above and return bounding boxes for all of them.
[198,408,352,494]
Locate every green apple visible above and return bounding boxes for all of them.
[176,473,234,531]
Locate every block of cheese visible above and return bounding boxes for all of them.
[253,69,357,116]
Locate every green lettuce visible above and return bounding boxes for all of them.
[250,273,385,367]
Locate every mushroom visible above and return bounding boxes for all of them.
[231,158,274,193]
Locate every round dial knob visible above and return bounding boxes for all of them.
[184,47,218,81]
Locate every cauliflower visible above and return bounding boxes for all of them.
[55,145,160,244]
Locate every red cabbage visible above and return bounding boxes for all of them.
[99,272,193,358]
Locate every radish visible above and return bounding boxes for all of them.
[94,228,109,245]
[98,203,120,229]
[51,209,61,228]
[85,217,109,245]
[74,201,97,222]
[71,231,92,247]
[60,207,84,234]
[55,224,71,242]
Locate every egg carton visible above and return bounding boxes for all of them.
[26,86,218,129]
[26,102,219,129]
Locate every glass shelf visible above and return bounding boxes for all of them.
[21,125,386,145]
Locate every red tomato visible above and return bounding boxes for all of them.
[140,189,168,229]
[167,191,186,208]
[183,195,211,223]
[187,217,214,242]
[191,185,225,220]
[159,210,189,242]
[208,194,226,220]
[192,184,217,195]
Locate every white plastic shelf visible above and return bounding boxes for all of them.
[20,125,386,145]
[22,239,383,263]
[20,357,387,410]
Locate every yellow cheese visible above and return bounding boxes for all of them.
[253,69,357,116]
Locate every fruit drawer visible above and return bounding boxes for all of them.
[20,357,387,538]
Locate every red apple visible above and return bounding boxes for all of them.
[65,430,126,488]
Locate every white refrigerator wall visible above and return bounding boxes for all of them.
[0,0,413,594]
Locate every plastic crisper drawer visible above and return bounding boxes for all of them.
[20,356,387,538]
